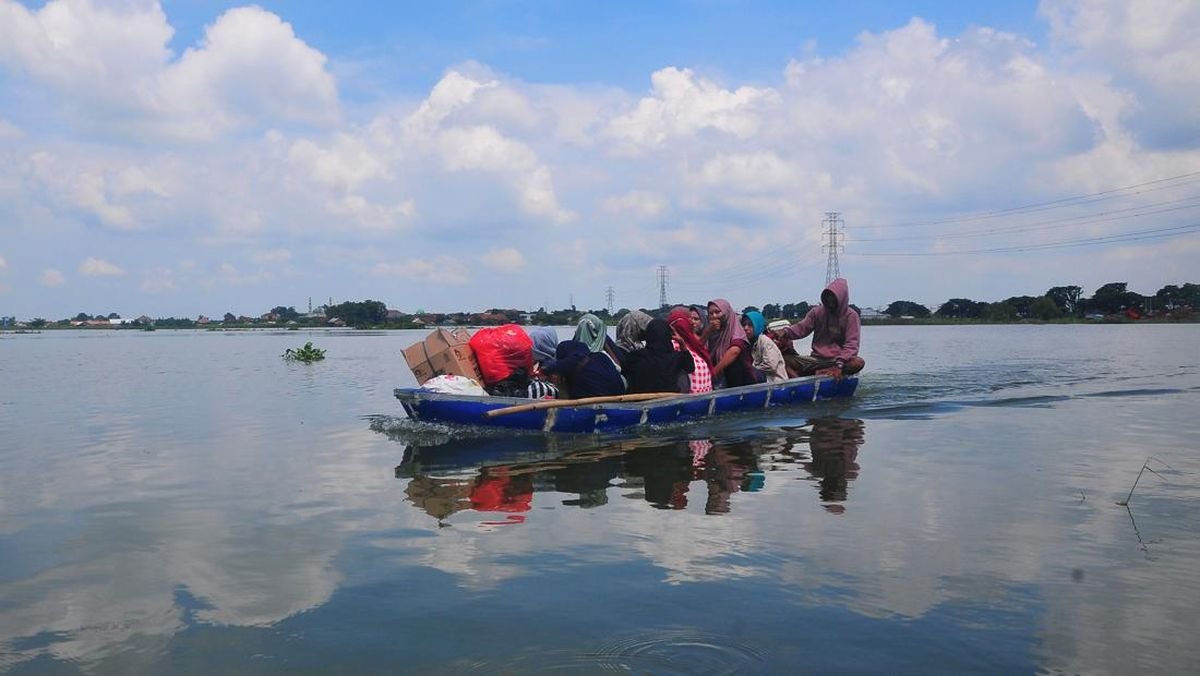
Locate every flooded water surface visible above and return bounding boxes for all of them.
[1,325,1198,673]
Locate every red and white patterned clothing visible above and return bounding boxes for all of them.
[683,345,712,393]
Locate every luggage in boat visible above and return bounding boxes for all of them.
[468,324,534,386]
[420,374,488,396]
[403,327,484,385]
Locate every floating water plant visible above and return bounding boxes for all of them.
[283,341,326,363]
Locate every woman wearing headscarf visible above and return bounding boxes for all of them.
[525,326,562,399]
[688,304,708,339]
[573,313,608,354]
[616,310,653,353]
[667,307,713,394]
[541,340,626,399]
[623,319,695,394]
[702,298,755,389]
[574,313,627,383]
[742,310,787,383]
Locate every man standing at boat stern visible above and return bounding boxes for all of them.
[779,278,865,379]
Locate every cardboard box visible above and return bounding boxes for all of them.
[403,328,484,385]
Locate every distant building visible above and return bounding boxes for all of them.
[859,307,885,320]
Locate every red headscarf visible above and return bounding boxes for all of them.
[668,307,711,366]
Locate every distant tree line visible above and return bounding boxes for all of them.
[885,282,1198,321]
[12,281,1196,331]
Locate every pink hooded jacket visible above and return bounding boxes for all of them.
[782,278,861,361]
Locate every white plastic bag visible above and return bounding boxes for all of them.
[419,374,487,396]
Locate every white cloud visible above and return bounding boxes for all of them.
[0,255,7,270]
[371,257,470,285]
[140,268,177,293]
[289,134,388,192]
[78,257,124,276]
[40,269,65,287]
[0,0,338,142]
[67,173,133,228]
[601,190,668,219]
[250,249,292,265]
[608,67,779,151]
[1040,0,1200,149]
[480,247,526,273]
[438,124,575,223]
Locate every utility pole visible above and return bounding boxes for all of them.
[657,265,669,309]
[823,212,844,284]
[569,293,575,310]
[605,286,615,315]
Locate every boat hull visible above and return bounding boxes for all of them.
[394,375,857,433]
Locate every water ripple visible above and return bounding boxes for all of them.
[462,629,769,674]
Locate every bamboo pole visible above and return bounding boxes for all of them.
[484,392,681,418]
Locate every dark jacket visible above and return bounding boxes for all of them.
[543,340,626,399]
[622,319,695,394]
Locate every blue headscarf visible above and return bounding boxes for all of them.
[743,309,766,341]
[526,326,559,368]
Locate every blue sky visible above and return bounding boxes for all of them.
[1,0,1198,319]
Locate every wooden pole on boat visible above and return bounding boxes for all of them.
[484,392,681,418]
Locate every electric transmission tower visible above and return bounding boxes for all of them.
[605,286,615,315]
[657,265,669,309]
[822,212,844,284]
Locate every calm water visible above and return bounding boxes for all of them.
[1,325,1198,674]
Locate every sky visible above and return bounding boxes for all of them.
[1,0,1198,319]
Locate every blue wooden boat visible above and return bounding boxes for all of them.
[394,374,857,433]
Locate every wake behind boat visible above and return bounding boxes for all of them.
[394,374,857,434]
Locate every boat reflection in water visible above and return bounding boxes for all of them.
[390,417,866,524]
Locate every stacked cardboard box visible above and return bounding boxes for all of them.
[402,328,484,385]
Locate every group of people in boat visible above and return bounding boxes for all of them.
[513,278,865,400]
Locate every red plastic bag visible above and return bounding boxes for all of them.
[468,324,534,385]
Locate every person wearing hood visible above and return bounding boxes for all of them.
[702,298,756,388]
[778,278,865,378]
[541,340,626,399]
[742,310,787,383]
[623,319,695,394]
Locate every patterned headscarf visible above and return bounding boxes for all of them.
[573,313,607,353]
[616,310,653,352]
[706,298,748,360]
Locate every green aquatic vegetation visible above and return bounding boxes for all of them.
[283,341,326,363]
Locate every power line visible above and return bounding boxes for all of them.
[855,170,1200,230]
[848,197,1200,242]
[851,222,1200,256]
